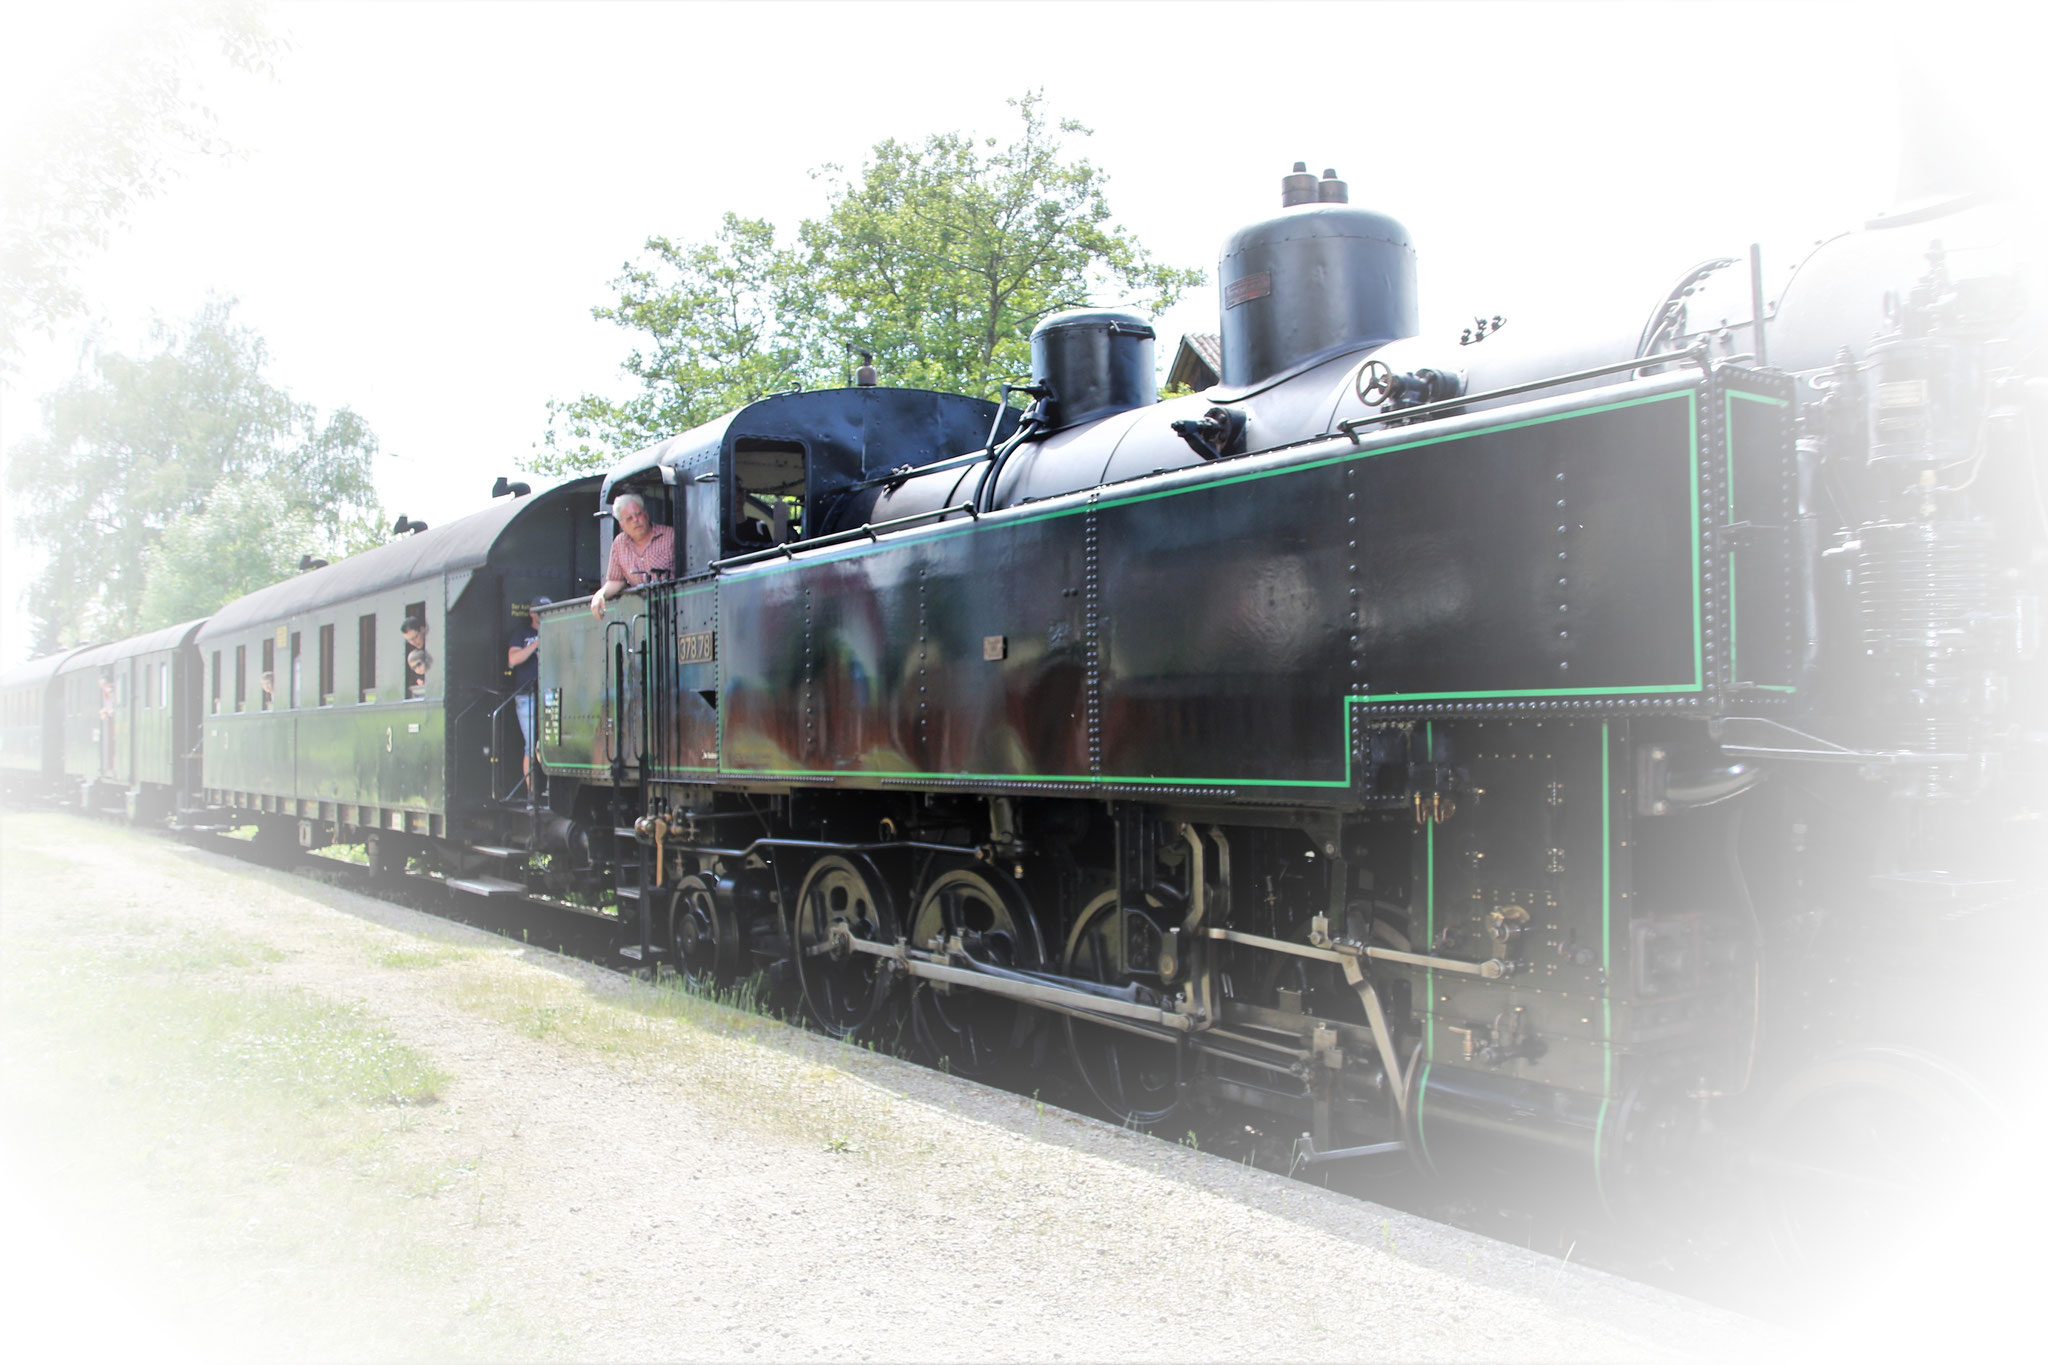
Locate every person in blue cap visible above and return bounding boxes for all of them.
[508,597,551,784]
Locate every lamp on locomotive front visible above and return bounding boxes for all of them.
[1216,161,1419,388]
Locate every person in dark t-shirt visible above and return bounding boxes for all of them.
[508,597,549,781]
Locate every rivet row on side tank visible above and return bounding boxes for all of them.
[1085,497,1102,775]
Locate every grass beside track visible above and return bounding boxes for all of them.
[0,820,532,1358]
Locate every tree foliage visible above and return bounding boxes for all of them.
[4,298,384,650]
[797,94,1198,396]
[541,214,804,469]
[0,0,280,372]
[539,93,1200,473]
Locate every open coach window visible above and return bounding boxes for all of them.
[402,601,428,698]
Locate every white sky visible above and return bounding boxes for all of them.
[0,0,2039,665]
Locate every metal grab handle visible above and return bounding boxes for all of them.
[602,616,631,766]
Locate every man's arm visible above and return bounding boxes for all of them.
[591,537,627,616]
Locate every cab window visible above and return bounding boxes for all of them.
[729,439,806,553]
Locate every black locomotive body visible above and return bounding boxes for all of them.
[530,164,2041,1248]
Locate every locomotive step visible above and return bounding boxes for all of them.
[446,875,528,898]
[617,944,668,962]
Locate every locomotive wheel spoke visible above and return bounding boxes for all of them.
[907,864,1045,1079]
[789,854,899,1039]
[1063,889,1182,1127]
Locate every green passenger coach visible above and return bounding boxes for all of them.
[194,476,602,857]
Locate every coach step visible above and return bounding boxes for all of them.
[446,875,527,898]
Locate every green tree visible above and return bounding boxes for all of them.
[4,298,384,650]
[135,479,329,628]
[0,1,280,372]
[797,92,1200,399]
[540,214,804,470]
[539,92,1200,474]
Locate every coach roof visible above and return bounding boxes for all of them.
[53,620,209,677]
[0,646,95,692]
[196,477,599,642]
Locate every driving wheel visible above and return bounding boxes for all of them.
[789,854,899,1038]
[1063,889,1183,1127]
[668,871,740,990]
[1753,1047,1999,1281]
[908,865,1045,1078]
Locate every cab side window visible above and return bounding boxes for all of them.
[730,439,807,553]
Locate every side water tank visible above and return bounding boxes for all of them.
[1030,309,1157,430]
[1218,164,1418,388]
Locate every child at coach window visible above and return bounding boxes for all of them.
[402,617,431,697]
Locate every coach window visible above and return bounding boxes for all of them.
[260,637,275,710]
[210,651,222,715]
[318,624,336,705]
[289,632,302,709]
[402,601,428,698]
[235,644,248,712]
[358,614,377,703]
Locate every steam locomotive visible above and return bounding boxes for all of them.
[6,156,2037,1269]
[532,159,2041,1259]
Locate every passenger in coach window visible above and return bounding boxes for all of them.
[97,673,115,774]
[402,616,430,696]
[589,491,675,618]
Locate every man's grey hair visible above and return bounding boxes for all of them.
[611,492,647,518]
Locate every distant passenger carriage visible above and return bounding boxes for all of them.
[0,646,92,794]
[194,477,601,862]
[49,620,208,819]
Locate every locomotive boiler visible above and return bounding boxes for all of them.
[530,157,2042,1262]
